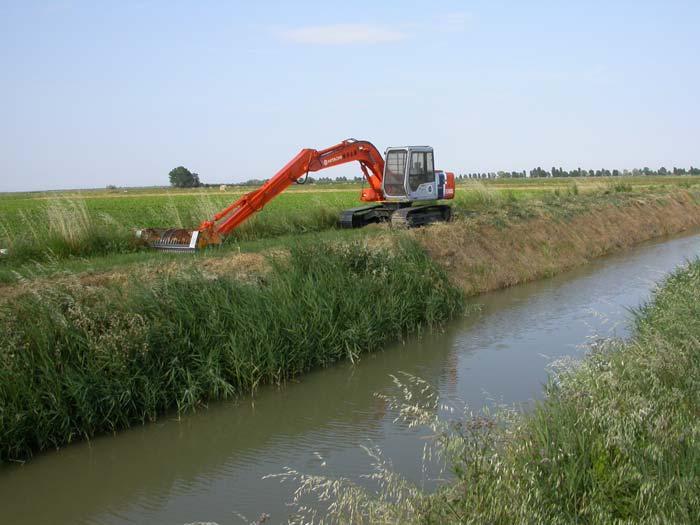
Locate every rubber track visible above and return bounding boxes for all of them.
[339,204,392,228]
[390,204,452,228]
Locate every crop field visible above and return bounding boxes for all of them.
[0,187,360,245]
[0,176,697,286]
[2,176,699,266]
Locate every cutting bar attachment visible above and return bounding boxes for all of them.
[135,228,214,252]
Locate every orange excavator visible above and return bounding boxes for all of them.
[136,139,455,251]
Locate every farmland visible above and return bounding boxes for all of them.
[1,176,699,272]
[0,177,700,523]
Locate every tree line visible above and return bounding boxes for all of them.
[168,165,700,188]
[461,166,700,179]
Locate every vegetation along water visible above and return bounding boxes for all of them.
[412,258,700,524]
[263,256,700,524]
[0,240,463,461]
[1,178,700,523]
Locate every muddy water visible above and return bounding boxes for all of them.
[2,231,700,524]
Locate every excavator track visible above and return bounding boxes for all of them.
[339,204,393,228]
[390,204,452,228]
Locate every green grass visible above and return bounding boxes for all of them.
[0,189,363,264]
[0,239,464,462]
[1,177,698,289]
[414,258,700,524]
[0,223,386,285]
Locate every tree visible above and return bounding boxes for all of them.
[169,166,201,188]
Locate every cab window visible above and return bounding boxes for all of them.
[408,151,434,192]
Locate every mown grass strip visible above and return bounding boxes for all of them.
[0,240,463,462]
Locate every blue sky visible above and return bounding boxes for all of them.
[2,1,698,191]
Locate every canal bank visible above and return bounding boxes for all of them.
[1,229,699,524]
[416,189,700,295]
[416,254,700,524]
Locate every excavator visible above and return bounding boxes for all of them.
[136,139,456,251]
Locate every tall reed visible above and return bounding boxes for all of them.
[0,240,464,461]
[2,198,136,262]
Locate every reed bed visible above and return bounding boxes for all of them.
[0,240,463,461]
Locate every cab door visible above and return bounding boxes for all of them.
[382,149,409,199]
[407,150,437,200]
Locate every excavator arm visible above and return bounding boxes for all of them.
[205,139,385,237]
[137,139,386,251]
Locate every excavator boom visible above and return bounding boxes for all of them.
[209,139,385,237]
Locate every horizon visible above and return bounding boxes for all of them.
[4,163,700,195]
[2,1,699,192]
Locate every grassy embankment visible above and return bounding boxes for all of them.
[2,178,700,462]
[0,241,463,462]
[418,184,700,295]
[413,258,700,524]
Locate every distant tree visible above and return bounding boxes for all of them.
[169,166,201,188]
[530,166,549,178]
[238,178,267,186]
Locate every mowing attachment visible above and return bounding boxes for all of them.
[135,227,221,252]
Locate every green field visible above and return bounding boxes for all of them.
[1,176,699,286]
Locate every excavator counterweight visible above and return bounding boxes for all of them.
[139,139,455,251]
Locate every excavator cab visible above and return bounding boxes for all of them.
[382,147,454,202]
